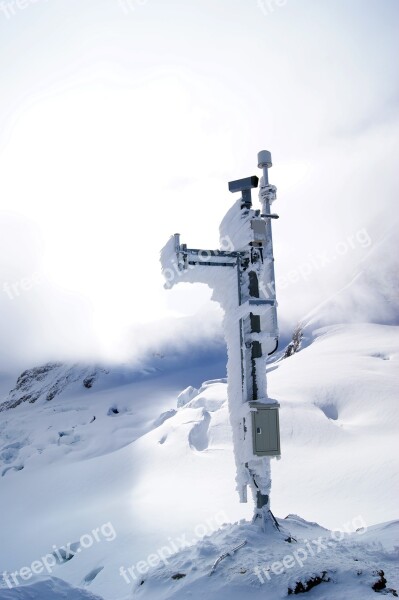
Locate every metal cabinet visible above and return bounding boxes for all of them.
[250,402,281,456]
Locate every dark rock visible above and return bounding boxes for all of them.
[284,325,303,358]
[288,571,329,594]
[372,570,387,592]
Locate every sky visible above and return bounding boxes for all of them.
[0,0,398,370]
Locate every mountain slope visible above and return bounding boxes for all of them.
[0,322,398,599]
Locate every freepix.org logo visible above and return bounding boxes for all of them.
[254,515,367,584]
[0,0,47,20]
[2,522,116,589]
[119,511,228,584]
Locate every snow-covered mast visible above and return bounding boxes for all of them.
[160,150,281,531]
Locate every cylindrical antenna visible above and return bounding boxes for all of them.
[257,150,272,186]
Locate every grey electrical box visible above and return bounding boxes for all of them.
[250,402,281,456]
[251,219,267,242]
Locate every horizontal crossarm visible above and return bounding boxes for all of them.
[185,248,241,258]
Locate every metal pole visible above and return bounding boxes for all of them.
[258,150,278,334]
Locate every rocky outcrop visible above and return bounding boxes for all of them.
[0,363,109,411]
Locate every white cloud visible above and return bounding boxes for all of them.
[0,0,398,368]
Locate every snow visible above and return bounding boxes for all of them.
[176,386,199,408]
[0,578,105,599]
[271,322,399,528]
[134,516,399,600]
[0,321,398,599]
[219,198,254,250]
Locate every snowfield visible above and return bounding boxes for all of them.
[0,322,398,599]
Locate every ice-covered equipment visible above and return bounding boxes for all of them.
[160,150,281,531]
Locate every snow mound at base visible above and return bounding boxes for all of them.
[135,516,399,600]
